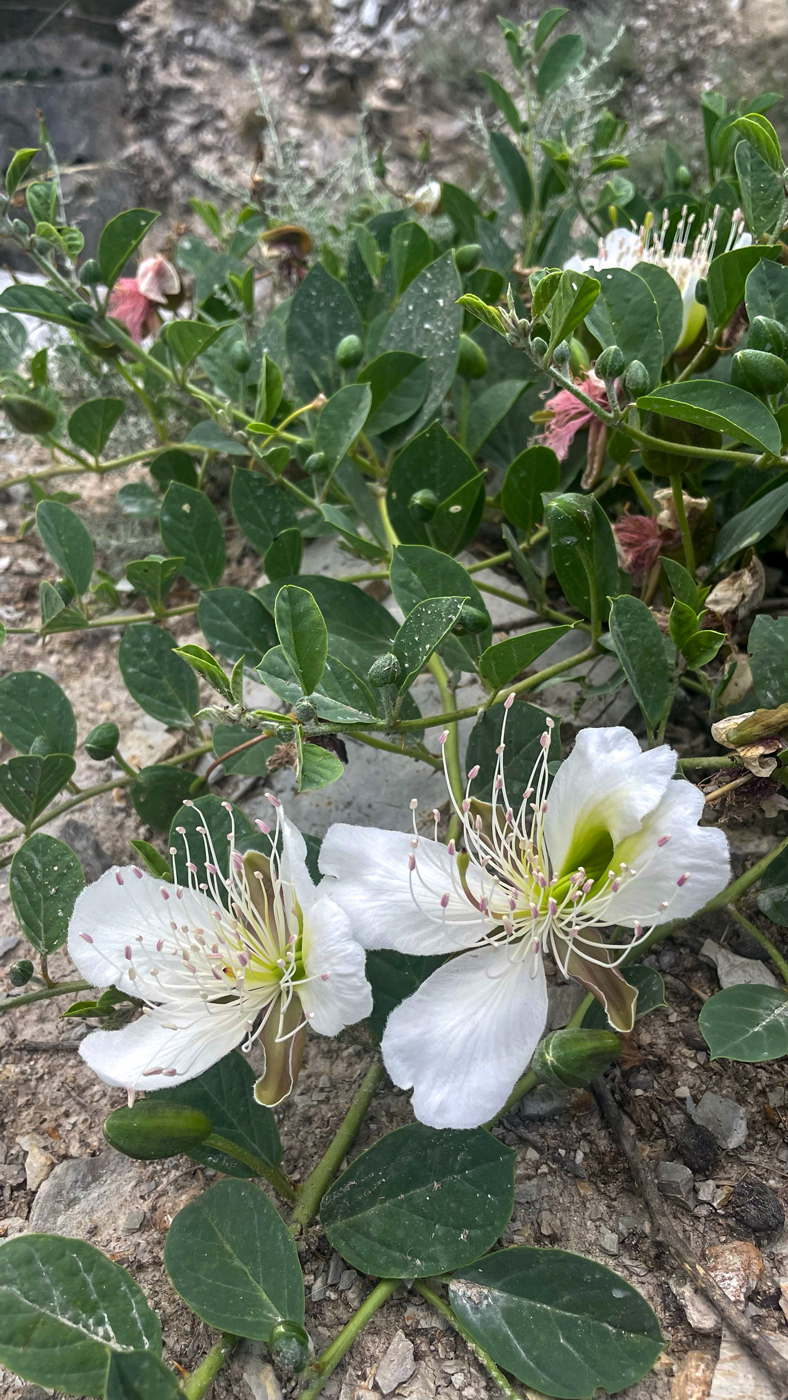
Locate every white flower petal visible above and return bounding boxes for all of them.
[381,943,548,1128]
[319,824,488,954]
[68,866,223,1000]
[598,777,731,926]
[78,1003,247,1091]
[300,897,372,1035]
[280,813,317,913]
[544,727,677,875]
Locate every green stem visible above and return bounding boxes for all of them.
[297,1279,399,1400]
[352,732,441,770]
[625,468,656,516]
[679,754,739,771]
[0,444,193,494]
[414,1282,523,1400]
[474,579,533,609]
[674,339,715,385]
[117,359,168,442]
[204,1134,297,1203]
[0,980,89,1014]
[726,904,788,990]
[291,1061,384,1230]
[670,475,696,577]
[8,603,199,637]
[182,1334,238,1400]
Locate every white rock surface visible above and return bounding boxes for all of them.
[700,940,778,990]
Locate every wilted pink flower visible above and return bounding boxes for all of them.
[613,512,680,583]
[538,371,609,461]
[108,256,180,343]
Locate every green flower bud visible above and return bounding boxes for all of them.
[11,219,30,239]
[453,603,489,636]
[304,451,327,474]
[595,344,625,380]
[1,394,57,435]
[552,339,572,366]
[731,348,788,396]
[747,315,788,358]
[457,334,488,380]
[269,1320,311,1373]
[694,277,708,306]
[408,488,438,521]
[675,165,692,189]
[67,300,95,324]
[9,959,35,988]
[569,338,590,375]
[274,723,294,741]
[30,736,54,757]
[532,1028,621,1089]
[367,652,402,687]
[84,721,120,761]
[336,333,364,369]
[103,1100,213,1160]
[454,243,482,273]
[622,359,650,397]
[529,336,548,361]
[294,699,317,724]
[79,258,101,286]
[229,340,252,373]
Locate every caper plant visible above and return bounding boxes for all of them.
[1,24,788,1400]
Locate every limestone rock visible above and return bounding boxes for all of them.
[29,1149,145,1238]
[692,1093,748,1151]
[376,1330,416,1395]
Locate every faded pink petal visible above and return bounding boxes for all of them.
[108,279,159,343]
[613,512,680,583]
[538,371,609,461]
[137,255,180,303]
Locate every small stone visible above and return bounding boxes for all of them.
[376,1330,416,1395]
[728,1176,785,1235]
[0,1163,25,1187]
[698,1180,718,1204]
[311,1278,328,1303]
[327,1253,343,1287]
[657,1160,694,1202]
[692,1092,748,1151]
[678,1120,720,1176]
[670,1349,715,1399]
[627,1071,654,1090]
[55,818,113,883]
[16,1136,54,1192]
[673,1279,720,1334]
[705,1240,764,1304]
[515,1181,539,1204]
[123,1209,145,1232]
[682,1023,708,1050]
[339,1268,357,1291]
[240,1345,285,1400]
[700,938,778,989]
[618,1214,641,1235]
[598,1226,619,1255]
[0,1217,28,1238]
[511,1084,569,1121]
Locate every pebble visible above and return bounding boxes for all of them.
[670,1349,715,1399]
[657,1160,694,1203]
[339,1268,358,1291]
[728,1176,785,1235]
[15,1137,54,1193]
[55,818,113,883]
[327,1253,343,1287]
[708,1327,788,1398]
[240,1346,284,1400]
[697,1180,718,1204]
[598,1226,619,1255]
[123,1209,145,1233]
[700,938,778,989]
[376,1331,416,1395]
[691,1092,748,1151]
[678,1120,720,1176]
[705,1240,764,1304]
[511,1084,569,1121]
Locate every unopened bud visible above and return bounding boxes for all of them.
[67,301,95,324]
[532,1028,621,1089]
[595,344,625,380]
[675,165,692,189]
[552,339,572,366]
[408,488,438,521]
[454,603,489,636]
[11,219,30,239]
[694,277,708,306]
[269,1320,311,1373]
[457,334,488,380]
[529,335,548,361]
[368,652,402,687]
[622,359,650,397]
[104,1100,212,1160]
[454,243,482,273]
[79,258,101,286]
[748,316,788,358]
[294,699,317,723]
[274,723,294,741]
[336,334,363,369]
[304,451,327,474]
[9,959,35,988]
[229,340,252,373]
[2,394,56,435]
[85,721,120,761]
[731,348,788,396]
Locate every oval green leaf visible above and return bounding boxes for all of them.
[699,984,788,1062]
[159,482,226,588]
[479,625,570,690]
[0,669,76,754]
[637,380,781,456]
[119,623,199,729]
[198,587,277,669]
[36,499,94,595]
[67,397,125,458]
[608,594,672,730]
[274,584,328,695]
[10,833,85,954]
[98,208,159,287]
[105,1351,182,1400]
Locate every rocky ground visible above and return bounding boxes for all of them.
[0,449,788,1400]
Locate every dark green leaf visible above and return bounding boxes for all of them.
[98,209,159,287]
[314,383,372,481]
[379,252,462,439]
[230,470,298,556]
[118,623,200,729]
[255,574,396,675]
[449,1247,663,1399]
[387,423,484,556]
[547,270,600,352]
[198,587,277,668]
[637,380,781,456]
[357,351,430,436]
[489,132,532,217]
[732,113,782,170]
[390,545,491,672]
[479,626,571,689]
[36,500,94,594]
[163,319,222,367]
[10,833,84,954]
[67,397,125,458]
[757,847,788,927]
[699,984,788,1062]
[184,420,249,455]
[735,142,784,237]
[393,597,467,691]
[266,528,304,580]
[582,965,666,1028]
[125,556,183,610]
[534,7,568,49]
[467,699,559,801]
[130,765,198,830]
[321,1123,515,1277]
[749,614,788,707]
[286,263,361,399]
[389,221,435,295]
[706,245,779,330]
[745,259,788,324]
[118,482,160,520]
[159,1051,282,1177]
[662,558,702,610]
[366,950,446,1041]
[0,1234,160,1396]
[545,494,619,621]
[0,754,75,825]
[164,1178,303,1338]
[536,33,585,99]
[608,595,672,729]
[585,267,663,387]
[710,480,788,567]
[477,71,521,131]
[0,669,76,754]
[501,444,560,533]
[5,147,38,195]
[213,725,275,776]
[0,283,92,329]
[105,1351,181,1400]
[160,483,226,588]
[299,740,344,792]
[149,449,198,490]
[275,585,328,695]
[466,380,530,458]
[0,313,27,373]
